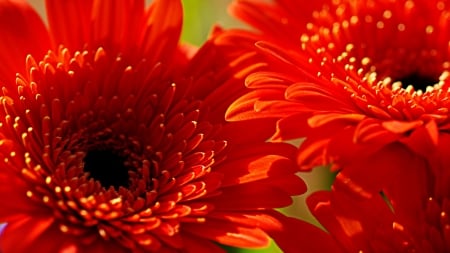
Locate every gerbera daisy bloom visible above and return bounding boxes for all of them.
[0,0,306,252]
[271,141,450,253]
[222,0,450,251]
[226,0,450,180]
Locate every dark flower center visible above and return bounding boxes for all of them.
[397,72,438,91]
[83,149,130,189]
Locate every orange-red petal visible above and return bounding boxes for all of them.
[45,0,94,50]
[0,0,50,86]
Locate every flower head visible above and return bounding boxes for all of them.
[297,153,449,253]
[263,133,450,253]
[224,0,450,251]
[0,1,305,252]
[226,0,450,173]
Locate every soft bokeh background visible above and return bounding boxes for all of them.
[26,1,333,252]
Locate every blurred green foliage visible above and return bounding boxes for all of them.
[181,0,243,45]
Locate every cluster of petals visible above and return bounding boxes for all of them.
[225,0,450,252]
[0,0,305,252]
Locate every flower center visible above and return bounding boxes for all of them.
[397,72,438,92]
[83,149,130,189]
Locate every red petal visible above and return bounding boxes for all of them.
[381,119,423,134]
[230,0,288,37]
[1,220,126,253]
[231,0,328,44]
[210,183,293,210]
[45,0,94,50]
[272,112,311,141]
[79,237,132,253]
[285,82,355,112]
[327,125,388,169]
[341,142,427,194]
[0,0,50,86]
[218,154,295,185]
[226,89,293,121]
[218,142,299,185]
[0,216,58,253]
[262,210,343,253]
[227,140,296,160]
[0,171,40,218]
[308,113,365,128]
[182,235,226,253]
[382,158,429,228]
[296,134,332,170]
[183,218,269,248]
[90,0,145,55]
[206,211,283,230]
[276,0,327,21]
[139,0,182,66]
[307,172,414,252]
[310,189,384,252]
[308,190,368,252]
[264,173,306,196]
[354,118,399,144]
[255,41,320,81]
[400,119,439,156]
[218,119,278,145]
[246,71,293,89]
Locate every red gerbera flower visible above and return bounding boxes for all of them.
[226,0,450,178]
[0,0,305,252]
[272,139,450,253]
[223,0,450,251]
